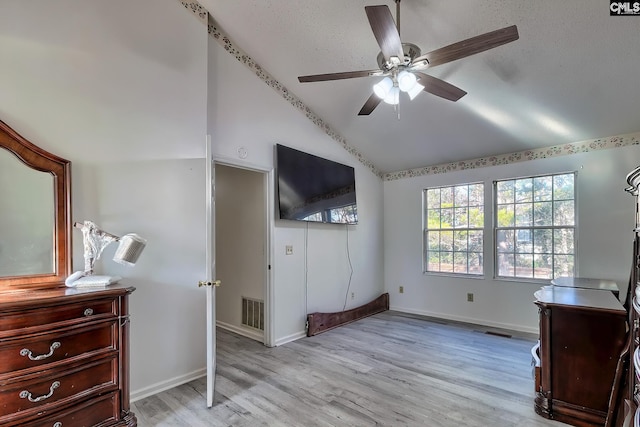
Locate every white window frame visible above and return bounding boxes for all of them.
[493,172,576,281]
[423,182,485,276]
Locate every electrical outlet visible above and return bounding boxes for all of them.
[285,245,293,255]
[467,293,474,302]
[351,292,355,300]
[399,286,404,294]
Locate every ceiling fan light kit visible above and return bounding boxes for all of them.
[297,0,519,116]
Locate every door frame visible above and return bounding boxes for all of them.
[214,157,275,347]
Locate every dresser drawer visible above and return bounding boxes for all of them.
[0,321,117,377]
[0,355,117,424]
[0,298,118,336]
[18,392,120,427]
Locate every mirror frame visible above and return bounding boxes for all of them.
[0,120,71,290]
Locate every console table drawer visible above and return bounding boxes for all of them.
[0,298,117,335]
[0,355,117,424]
[0,321,116,377]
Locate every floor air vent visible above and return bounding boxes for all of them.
[242,297,264,331]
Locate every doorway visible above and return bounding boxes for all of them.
[214,163,271,345]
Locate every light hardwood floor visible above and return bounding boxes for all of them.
[131,311,567,426]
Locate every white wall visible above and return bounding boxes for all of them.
[0,0,208,399]
[207,31,386,344]
[384,144,639,333]
[0,0,385,399]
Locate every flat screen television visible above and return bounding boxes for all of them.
[275,144,358,224]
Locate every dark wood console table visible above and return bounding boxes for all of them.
[551,276,621,299]
[533,285,626,427]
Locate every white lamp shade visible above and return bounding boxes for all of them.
[407,83,425,100]
[398,71,417,92]
[113,233,146,266]
[383,86,400,105]
[373,77,393,99]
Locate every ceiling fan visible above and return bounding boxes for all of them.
[297,0,519,116]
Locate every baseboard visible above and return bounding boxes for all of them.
[217,321,264,343]
[130,367,206,403]
[274,331,306,346]
[389,305,539,335]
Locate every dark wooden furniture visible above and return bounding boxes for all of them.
[0,286,136,426]
[0,120,136,426]
[622,165,640,427]
[533,285,627,427]
[551,276,621,299]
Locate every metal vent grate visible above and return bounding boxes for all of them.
[242,297,264,331]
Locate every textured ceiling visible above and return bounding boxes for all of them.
[199,0,640,173]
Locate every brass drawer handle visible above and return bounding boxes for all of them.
[20,342,61,361]
[19,381,60,403]
[84,308,94,316]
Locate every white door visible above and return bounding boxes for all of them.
[204,135,219,408]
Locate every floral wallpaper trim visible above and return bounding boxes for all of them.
[177,0,383,178]
[383,132,640,181]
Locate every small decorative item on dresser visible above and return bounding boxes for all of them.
[65,221,146,288]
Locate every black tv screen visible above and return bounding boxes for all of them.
[276,144,358,224]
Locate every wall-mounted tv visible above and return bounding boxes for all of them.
[275,144,358,224]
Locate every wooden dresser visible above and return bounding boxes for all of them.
[0,285,136,427]
[624,165,640,427]
[533,285,627,427]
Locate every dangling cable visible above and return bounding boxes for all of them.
[342,224,354,311]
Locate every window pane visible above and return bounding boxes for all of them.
[441,208,454,229]
[426,188,441,208]
[497,230,514,253]
[441,187,453,207]
[469,184,484,206]
[554,174,574,200]
[427,251,440,271]
[454,207,468,228]
[515,178,533,203]
[469,252,483,275]
[441,230,453,251]
[533,255,553,279]
[427,209,441,229]
[469,231,483,252]
[554,229,574,254]
[428,231,440,251]
[533,201,552,226]
[554,255,574,277]
[469,206,484,228]
[440,252,453,272]
[454,252,468,273]
[498,253,515,276]
[455,186,468,206]
[515,230,532,254]
[534,176,553,201]
[497,204,514,227]
[454,231,468,252]
[515,203,532,226]
[497,181,514,204]
[554,200,575,226]
[533,229,553,254]
[515,254,533,278]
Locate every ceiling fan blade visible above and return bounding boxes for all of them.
[365,5,404,63]
[414,25,519,68]
[298,69,383,83]
[414,72,467,102]
[358,93,382,116]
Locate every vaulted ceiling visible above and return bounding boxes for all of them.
[199,0,640,174]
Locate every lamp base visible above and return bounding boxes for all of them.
[65,271,122,288]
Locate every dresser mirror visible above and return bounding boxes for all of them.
[0,120,71,290]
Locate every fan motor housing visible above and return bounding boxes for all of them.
[377,43,421,71]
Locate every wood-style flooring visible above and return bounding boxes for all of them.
[131,311,567,426]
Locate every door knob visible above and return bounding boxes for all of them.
[198,280,222,288]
